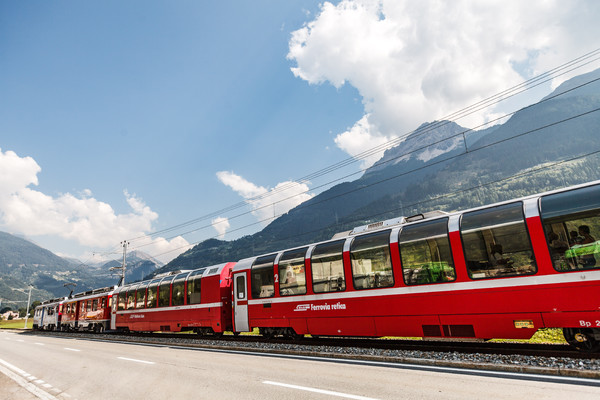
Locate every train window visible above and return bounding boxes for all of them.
[187,272,202,305]
[118,292,126,311]
[278,248,308,296]
[351,230,394,290]
[251,254,276,299]
[146,286,157,309]
[399,219,456,285]
[236,276,246,299]
[540,184,600,272]
[102,297,107,308]
[171,273,188,306]
[92,299,98,311]
[461,202,537,279]
[80,302,85,313]
[86,300,91,312]
[126,287,136,310]
[158,280,171,307]
[136,288,146,309]
[311,240,346,293]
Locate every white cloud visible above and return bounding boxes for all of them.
[288,0,600,167]
[216,171,313,226]
[211,217,230,239]
[0,148,189,263]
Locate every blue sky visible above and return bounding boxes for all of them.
[1,1,600,264]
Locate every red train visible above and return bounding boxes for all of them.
[34,181,600,351]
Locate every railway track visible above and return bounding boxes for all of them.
[22,329,598,360]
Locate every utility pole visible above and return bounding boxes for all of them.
[110,241,129,287]
[24,286,32,329]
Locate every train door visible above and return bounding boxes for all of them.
[233,272,249,332]
[110,294,117,330]
[40,307,46,328]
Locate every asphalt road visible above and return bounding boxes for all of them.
[1,330,600,400]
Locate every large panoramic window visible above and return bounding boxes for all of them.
[251,255,276,299]
[187,270,204,304]
[158,279,171,307]
[540,184,600,272]
[311,240,346,293]
[461,202,536,279]
[278,248,308,296]
[350,230,394,290]
[399,218,456,285]
[171,273,188,306]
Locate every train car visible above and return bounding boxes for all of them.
[111,262,235,334]
[60,287,115,332]
[33,298,66,331]
[231,181,600,351]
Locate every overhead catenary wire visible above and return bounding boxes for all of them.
[126,48,600,243]
[139,105,600,261]
[127,75,600,254]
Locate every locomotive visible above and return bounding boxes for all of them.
[34,180,600,352]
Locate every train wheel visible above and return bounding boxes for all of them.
[285,328,303,341]
[260,327,276,339]
[563,328,600,353]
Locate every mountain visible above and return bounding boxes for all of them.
[100,251,164,284]
[153,67,600,276]
[0,232,163,309]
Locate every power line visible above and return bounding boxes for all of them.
[128,75,600,253]
[125,48,600,244]
[143,106,600,261]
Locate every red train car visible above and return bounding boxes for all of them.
[111,262,235,335]
[231,181,600,351]
[60,287,115,332]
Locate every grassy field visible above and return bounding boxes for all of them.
[0,319,33,329]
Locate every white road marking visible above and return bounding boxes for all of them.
[263,381,381,400]
[35,379,45,384]
[64,348,81,352]
[43,383,53,388]
[0,358,59,400]
[117,357,155,365]
[35,342,45,346]
[16,339,25,342]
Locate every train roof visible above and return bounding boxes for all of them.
[113,262,233,293]
[233,179,600,273]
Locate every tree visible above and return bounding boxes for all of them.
[29,301,41,317]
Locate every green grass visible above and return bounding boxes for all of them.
[0,319,33,329]
[489,328,567,344]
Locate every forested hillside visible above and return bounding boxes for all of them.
[155,68,600,275]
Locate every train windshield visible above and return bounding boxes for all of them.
[540,184,600,272]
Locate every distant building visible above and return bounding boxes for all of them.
[1,311,20,320]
